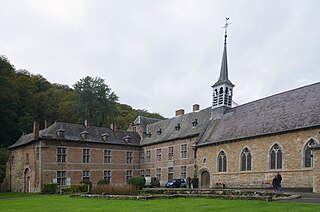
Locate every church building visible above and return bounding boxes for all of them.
[2,19,320,193]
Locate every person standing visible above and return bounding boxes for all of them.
[276,172,282,191]
[272,175,279,192]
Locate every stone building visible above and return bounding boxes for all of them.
[3,24,320,192]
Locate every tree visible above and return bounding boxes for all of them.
[73,76,118,127]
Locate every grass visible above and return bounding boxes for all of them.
[0,193,319,212]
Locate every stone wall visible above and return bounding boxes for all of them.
[196,128,320,189]
[313,147,320,192]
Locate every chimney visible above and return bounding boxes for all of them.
[193,104,200,112]
[175,109,185,116]
[44,120,49,129]
[84,119,88,128]
[110,123,117,131]
[33,121,39,139]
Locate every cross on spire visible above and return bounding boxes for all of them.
[222,17,231,44]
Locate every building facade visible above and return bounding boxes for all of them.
[3,26,320,193]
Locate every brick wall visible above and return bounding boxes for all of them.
[141,137,197,186]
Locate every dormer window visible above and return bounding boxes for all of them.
[101,133,110,142]
[192,119,198,127]
[123,135,132,143]
[157,128,162,135]
[175,123,181,131]
[56,128,66,137]
[81,130,89,140]
[146,132,152,137]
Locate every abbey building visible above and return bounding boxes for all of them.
[2,27,320,193]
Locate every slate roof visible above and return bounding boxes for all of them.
[213,40,234,87]
[132,116,162,133]
[9,122,141,149]
[197,82,320,146]
[141,107,212,146]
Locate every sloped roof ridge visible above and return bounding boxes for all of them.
[230,82,320,111]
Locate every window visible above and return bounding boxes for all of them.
[157,128,162,135]
[126,151,133,164]
[140,170,145,177]
[104,170,111,182]
[304,139,317,168]
[57,147,67,163]
[192,119,198,127]
[83,149,90,163]
[218,151,227,172]
[181,144,187,159]
[270,144,282,169]
[126,170,132,182]
[146,150,151,163]
[146,169,150,177]
[180,166,187,179]
[168,146,174,161]
[175,123,181,131]
[156,168,161,180]
[168,167,173,181]
[36,147,39,160]
[140,149,144,163]
[156,149,162,162]
[57,171,66,186]
[104,150,112,163]
[240,148,252,171]
[82,170,90,182]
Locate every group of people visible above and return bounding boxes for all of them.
[272,172,282,192]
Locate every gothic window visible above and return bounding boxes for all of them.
[270,144,282,169]
[218,151,227,172]
[240,148,252,171]
[304,139,317,168]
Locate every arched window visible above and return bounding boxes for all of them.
[270,144,282,169]
[304,139,317,168]
[218,151,227,172]
[241,148,252,171]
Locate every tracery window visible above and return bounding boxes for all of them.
[270,144,282,169]
[240,147,252,171]
[218,151,227,172]
[304,139,317,168]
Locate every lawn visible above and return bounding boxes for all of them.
[0,193,319,212]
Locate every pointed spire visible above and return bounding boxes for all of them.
[213,17,234,87]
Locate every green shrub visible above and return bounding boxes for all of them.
[127,176,145,189]
[192,178,199,188]
[63,186,71,193]
[80,181,92,193]
[71,184,87,193]
[42,183,58,194]
[97,179,110,185]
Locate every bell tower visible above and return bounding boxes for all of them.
[212,17,234,109]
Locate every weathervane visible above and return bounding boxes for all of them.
[222,17,231,44]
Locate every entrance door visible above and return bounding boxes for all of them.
[201,171,210,188]
[24,169,31,193]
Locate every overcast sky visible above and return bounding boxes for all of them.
[1,0,319,118]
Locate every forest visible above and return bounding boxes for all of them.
[0,55,164,182]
